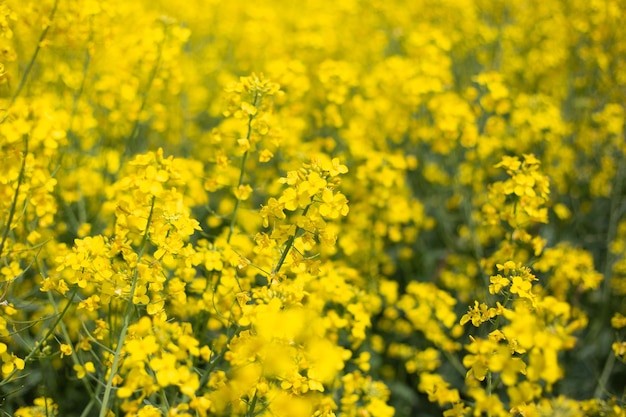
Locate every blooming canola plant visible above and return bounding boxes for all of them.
[0,0,625,416]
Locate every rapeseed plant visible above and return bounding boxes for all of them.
[0,0,625,416]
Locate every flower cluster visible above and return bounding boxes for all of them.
[1,0,625,416]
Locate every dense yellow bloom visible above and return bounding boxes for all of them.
[0,0,624,415]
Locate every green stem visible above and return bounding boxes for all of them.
[3,0,59,114]
[461,184,488,288]
[486,370,493,417]
[0,134,28,261]
[592,149,625,398]
[0,0,59,299]
[99,196,155,417]
[245,390,258,417]
[227,150,249,243]
[60,16,93,163]
[79,388,102,417]
[40,358,50,417]
[272,204,311,276]
[594,351,616,399]
[124,27,167,157]
[227,92,259,243]
[69,22,93,133]
[46,291,97,399]
[443,350,467,377]
[600,153,625,309]
[0,287,77,386]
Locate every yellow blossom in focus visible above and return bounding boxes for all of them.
[60,344,72,358]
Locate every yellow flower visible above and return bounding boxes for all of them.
[73,362,95,379]
[318,189,349,219]
[259,149,274,162]
[1,351,24,376]
[14,397,58,417]
[494,155,521,171]
[489,274,510,294]
[260,197,286,227]
[611,313,626,329]
[279,187,310,211]
[322,157,349,177]
[301,171,327,197]
[60,344,72,358]
[510,276,533,300]
[137,405,162,417]
[460,301,497,327]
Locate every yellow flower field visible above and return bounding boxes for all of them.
[0,0,625,416]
